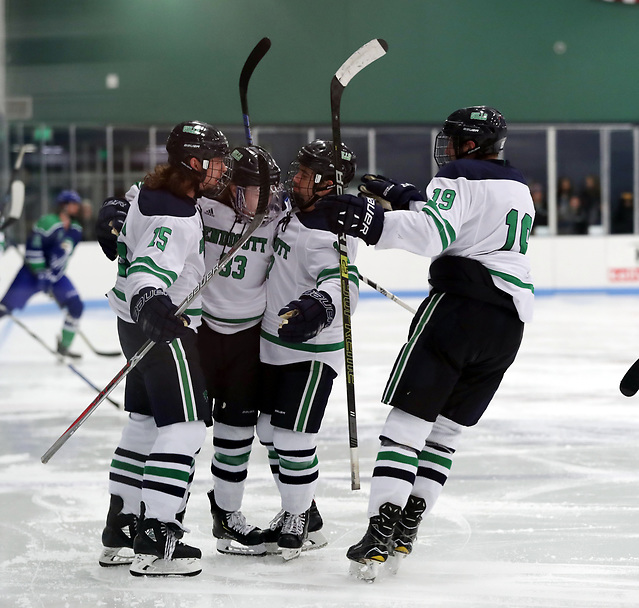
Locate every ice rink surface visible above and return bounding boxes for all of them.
[1,293,639,608]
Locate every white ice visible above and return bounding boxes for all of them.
[1,293,639,608]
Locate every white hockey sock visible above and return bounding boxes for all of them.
[141,420,206,526]
[256,413,283,493]
[108,413,157,516]
[211,422,255,512]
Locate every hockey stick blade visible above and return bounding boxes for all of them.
[239,37,271,145]
[41,155,272,464]
[78,330,121,357]
[620,358,639,396]
[0,144,36,230]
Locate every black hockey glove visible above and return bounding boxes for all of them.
[278,289,335,343]
[359,174,425,211]
[314,194,384,246]
[130,287,190,344]
[96,197,130,260]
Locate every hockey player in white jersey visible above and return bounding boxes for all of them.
[196,145,285,556]
[315,106,534,581]
[98,120,230,577]
[257,139,360,560]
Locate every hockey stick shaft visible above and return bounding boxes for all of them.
[41,156,272,464]
[330,38,388,491]
[359,273,416,314]
[239,37,271,145]
[0,304,122,409]
[77,329,121,357]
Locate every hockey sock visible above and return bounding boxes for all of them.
[211,422,255,512]
[60,312,80,349]
[273,427,319,515]
[141,420,206,526]
[256,413,283,493]
[108,413,157,516]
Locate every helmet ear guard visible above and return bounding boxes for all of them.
[434,106,507,168]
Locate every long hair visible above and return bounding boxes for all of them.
[143,163,199,198]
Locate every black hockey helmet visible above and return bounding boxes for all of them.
[229,145,281,187]
[434,106,507,168]
[287,139,357,209]
[229,145,285,224]
[166,120,229,169]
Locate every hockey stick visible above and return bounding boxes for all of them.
[240,37,271,145]
[331,38,388,491]
[0,144,37,230]
[41,155,272,464]
[0,304,122,408]
[620,358,639,396]
[77,329,121,357]
[359,273,416,315]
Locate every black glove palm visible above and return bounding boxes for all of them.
[278,289,335,343]
[130,287,190,343]
[314,194,384,246]
[359,174,425,211]
[96,197,130,260]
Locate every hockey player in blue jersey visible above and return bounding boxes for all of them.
[0,189,84,357]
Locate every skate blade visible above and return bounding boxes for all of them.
[349,558,382,582]
[216,538,267,557]
[385,551,407,576]
[99,546,134,567]
[279,546,302,561]
[265,530,328,556]
[129,554,201,577]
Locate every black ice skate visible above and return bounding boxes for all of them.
[56,338,81,359]
[276,509,310,561]
[207,490,266,556]
[129,516,202,577]
[386,495,427,575]
[346,502,402,582]
[98,494,138,567]
[264,499,327,555]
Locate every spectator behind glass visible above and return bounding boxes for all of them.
[612,192,634,234]
[559,193,588,235]
[580,174,601,226]
[530,182,548,234]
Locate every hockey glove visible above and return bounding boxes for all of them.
[278,289,335,343]
[130,287,190,343]
[359,174,425,211]
[314,194,384,246]
[35,271,53,295]
[96,197,130,261]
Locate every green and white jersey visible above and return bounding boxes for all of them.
[260,210,360,370]
[376,158,535,322]
[107,186,205,327]
[199,196,279,334]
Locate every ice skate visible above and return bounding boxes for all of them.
[386,495,427,575]
[129,517,202,577]
[98,494,138,567]
[346,502,402,582]
[56,338,81,359]
[264,499,327,555]
[207,490,266,556]
[276,509,310,561]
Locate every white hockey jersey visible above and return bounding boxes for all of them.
[107,186,205,327]
[376,159,535,322]
[260,210,360,371]
[199,197,279,334]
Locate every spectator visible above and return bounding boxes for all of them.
[530,182,548,233]
[612,192,634,234]
[580,174,601,226]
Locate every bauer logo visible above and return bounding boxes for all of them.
[470,111,488,121]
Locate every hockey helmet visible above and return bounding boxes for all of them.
[434,106,507,168]
[229,145,285,224]
[166,121,229,169]
[56,189,82,206]
[286,139,357,209]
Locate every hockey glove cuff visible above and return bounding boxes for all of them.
[314,194,384,246]
[130,287,190,343]
[96,197,130,260]
[359,174,425,211]
[278,289,336,343]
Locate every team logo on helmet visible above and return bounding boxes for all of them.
[470,110,489,121]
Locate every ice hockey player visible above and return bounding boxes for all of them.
[0,189,84,357]
[314,106,535,581]
[257,139,359,560]
[196,145,284,556]
[98,120,229,577]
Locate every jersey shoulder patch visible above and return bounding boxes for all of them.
[138,186,197,218]
[437,159,528,186]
